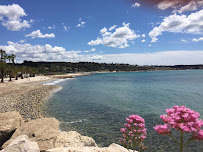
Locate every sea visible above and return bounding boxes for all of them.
[43,70,203,152]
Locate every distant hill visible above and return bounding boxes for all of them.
[16,61,203,75]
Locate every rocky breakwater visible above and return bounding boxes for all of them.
[0,111,134,152]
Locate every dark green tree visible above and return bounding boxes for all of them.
[0,50,7,83]
[7,55,13,81]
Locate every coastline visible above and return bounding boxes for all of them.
[1,69,201,121]
[1,69,202,121]
[0,73,89,121]
[0,73,136,152]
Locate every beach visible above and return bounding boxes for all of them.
[0,73,90,121]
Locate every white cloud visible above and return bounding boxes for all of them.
[149,44,152,47]
[192,37,203,41]
[19,40,26,43]
[142,34,146,38]
[181,39,188,42]
[149,9,203,42]
[88,22,140,48]
[131,3,140,8]
[1,41,202,65]
[64,26,69,31]
[76,21,85,27]
[0,41,102,62]
[84,48,96,53]
[90,55,103,60]
[157,0,182,10]
[0,4,31,31]
[91,48,96,52]
[177,0,203,13]
[25,30,55,39]
[76,18,85,28]
[141,39,145,42]
[109,25,117,31]
[48,25,55,29]
[2,20,30,31]
[97,51,203,65]
[100,27,112,36]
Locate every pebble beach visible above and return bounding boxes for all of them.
[0,73,90,121]
[0,81,58,121]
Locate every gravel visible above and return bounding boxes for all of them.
[0,84,59,121]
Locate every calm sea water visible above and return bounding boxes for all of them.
[43,70,203,151]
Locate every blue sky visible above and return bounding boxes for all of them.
[0,0,203,65]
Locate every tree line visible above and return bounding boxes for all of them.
[22,61,203,75]
[0,50,38,83]
[1,49,203,82]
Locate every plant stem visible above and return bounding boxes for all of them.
[180,131,183,152]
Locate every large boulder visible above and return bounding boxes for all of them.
[46,144,134,152]
[2,118,59,151]
[0,111,24,148]
[107,143,134,152]
[1,135,40,152]
[54,131,97,148]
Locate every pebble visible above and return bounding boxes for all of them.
[0,84,59,121]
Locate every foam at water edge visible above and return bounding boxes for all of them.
[43,78,71,85]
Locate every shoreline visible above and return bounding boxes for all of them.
[1,69,202,120]
[0,72,89,121]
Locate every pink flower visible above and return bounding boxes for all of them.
[120,128,126,134]
[126,118,133,124]
[139,123,145,128]
[193,130,203,141]
[160,115,169,123]
[120,114,147,151]
[155,105,203,143]
[154,124,171,135]
[154,105,203,152]
[124,123,128,128]
[140,135,146,141]
[156,105,203,133]
[129,114,145,123]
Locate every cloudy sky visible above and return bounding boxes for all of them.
[0,0,203,65]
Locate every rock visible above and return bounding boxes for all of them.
[107,143,134,152]
[54,131,97,148]
[0,111,24,148]
[46,143,134,152]
[46,147,107,152]
[1,135,40,152]
[2,118,59,151]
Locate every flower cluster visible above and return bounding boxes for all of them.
[154,105,203,140]
[120,114,147,151]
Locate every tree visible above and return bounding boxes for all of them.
[7,55,12,81]
[0,50,5,61]
[10,54,17,80]
[11,54,16,64]
[0,50,7,83]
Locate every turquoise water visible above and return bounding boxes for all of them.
[43,70,203,151]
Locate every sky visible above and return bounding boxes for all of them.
[0,0,203,65]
